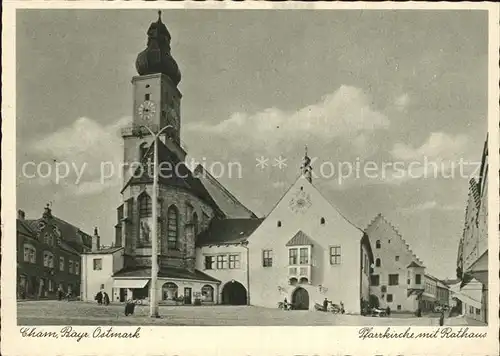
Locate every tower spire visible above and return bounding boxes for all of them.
[301,145,312,183]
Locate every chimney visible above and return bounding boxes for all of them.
[92,227,100,252]
[17,210,26,220]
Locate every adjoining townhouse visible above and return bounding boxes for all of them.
[456,136,489,323]
[365,214,426,312]
[17,205,92,299]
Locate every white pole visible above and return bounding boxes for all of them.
[142,124,173,318]
[150,134,159,318]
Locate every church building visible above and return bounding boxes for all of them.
[81,12,373,313]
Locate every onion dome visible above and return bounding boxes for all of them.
[135,11,181,86]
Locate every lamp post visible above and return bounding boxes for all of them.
[139,124,173,318]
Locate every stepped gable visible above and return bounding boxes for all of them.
[122,141,222,215]
[25,215,92,253]
[468,178,481,210]
[365,213,425,267]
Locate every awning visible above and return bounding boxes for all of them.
[113,279,149,289]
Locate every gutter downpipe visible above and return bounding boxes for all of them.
[243,241,250,305]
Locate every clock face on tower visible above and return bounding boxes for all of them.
[138,100,156,122]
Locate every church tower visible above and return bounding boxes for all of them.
[121,11,185,185]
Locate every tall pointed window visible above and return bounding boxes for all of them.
[167,205,179,249]
[139,142,149,160]
[193,212,199,236]
[139,194,152,218]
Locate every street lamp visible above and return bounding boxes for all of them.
[138,124,174,318]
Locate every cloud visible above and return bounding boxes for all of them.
[399,201,463,213]
[391,132,468,161]
[394,93,410,112]
[186,85,390,151]
[27,116,131,195]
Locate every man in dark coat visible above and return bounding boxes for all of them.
[323,298,329,311]
[103,292,110,306]
[95,291,103,305]
[57,287,63,301]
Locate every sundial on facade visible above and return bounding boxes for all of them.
[289,189,312,213]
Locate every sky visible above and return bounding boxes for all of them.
[16,9,489,279]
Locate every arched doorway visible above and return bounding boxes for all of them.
[292,287,309,310]
[221,281,247,305]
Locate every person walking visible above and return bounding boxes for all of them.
[95,291,103,305]
[57,287,63,301]
[439,311,445,326]
[103,292,110,306]
[323,298,329,312]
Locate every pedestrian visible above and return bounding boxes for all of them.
[439,311,444,326]
[386,306,391,316]
[323,298,328,312]
[66,290,72,301]
[57,287,63,301]
[340,301,345,314]
[283,297,288,310]
[103,292,110,306]
[95,291,103,305]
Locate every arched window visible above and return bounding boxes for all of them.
[375,240,381,249]
[167,206,179,249]
[299,277,309,284]
[375,258,381,267]
[162,282,178,300]
[201,285,214,302]
[139,142,149,160]
[139,194,152,218]
[193,212,199,236]
[320,217,325,225]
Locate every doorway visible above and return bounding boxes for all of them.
[292,287,309,310]
[184,287,192,305]
[221,281,247,305]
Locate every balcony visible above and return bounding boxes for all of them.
[288,265,311,284]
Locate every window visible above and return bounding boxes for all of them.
[397,305,402,311]
[139,194,152,218]
[388,239,391,244]
[277,221,282,227]
[48,280,54,292]
[68,260,73,274]
[330,246,341,265]
[59,257,65,271]
[139,142,149,160]
[93,258,102,271]
[387,294,393,303]
[216,255,228,269]
[388,274,399,286]
[193,212,199,236]
[167,206,179,249]
[299,248,309,264]
[75,261,80,275]
[201,285,214,302]
[162,282,178,300]
[375,240,381,249]
[23,244,36,263]
[289,248,298,265]
[320,217,325,225]
[229,254,240,269]
[100,284,105,290]
[375,258,381,267]
[262,250,273,267]
[44,233,54,246]
[395,256,400,261]
[145,93,150,101]
[469,306,474,314]
[43,251,54,268]
[204,256,215,270]
[415,274,422,285]
[370,275,380,286]
[475,308,480,315]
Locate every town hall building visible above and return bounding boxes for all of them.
[81,12,373,313]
